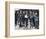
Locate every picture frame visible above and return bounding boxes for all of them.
[5,1,45,37]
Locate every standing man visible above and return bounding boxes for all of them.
[19,10,23,27]
[25,11,28,28]
[15,11,18,26]
[32,11,39,29]
[29,11,33,28]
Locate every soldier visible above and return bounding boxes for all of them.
[25,11,28,28]
[32,11,39,29]
[15,11,18,26]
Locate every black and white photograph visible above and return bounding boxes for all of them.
[15,9,39,30]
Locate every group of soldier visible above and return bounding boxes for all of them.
[15,9,39,29]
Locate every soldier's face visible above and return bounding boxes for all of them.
[35,13,37,16]
[20,10,22,14]
[17,11,19,14]
[23,11,25,14]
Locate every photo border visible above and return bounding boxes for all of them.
[5,1,45,38]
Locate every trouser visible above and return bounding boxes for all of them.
[19,21,22,27]
[35,21,39,29]
[25,18,28,27]
[15,19,17,26]
[31,17,35,27]
[22,18,25,24]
